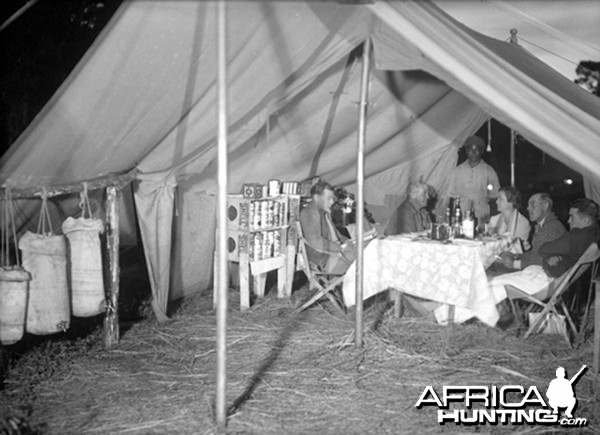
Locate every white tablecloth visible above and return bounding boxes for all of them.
[343,235,512,326]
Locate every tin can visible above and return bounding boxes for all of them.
[254,232,263,261]
[268,201,275,227]
[273,202,280,226]
[249,202,255,230]
[252,202,260,229]
[268,179,281,197]
[274,231,280,255]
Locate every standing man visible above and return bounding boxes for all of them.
[300,180,355,274]
[446,135,500,223]
[385,181,431,235]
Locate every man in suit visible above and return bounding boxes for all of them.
[490,198,599,304]
[500,193,566,270]
[385,181,431,236]
[299,180,355,274]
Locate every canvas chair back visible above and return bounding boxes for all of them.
[296,221,313,277]
[294,221,345,313]
[541,242,600,304]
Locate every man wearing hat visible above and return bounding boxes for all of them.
[446,135,500,223]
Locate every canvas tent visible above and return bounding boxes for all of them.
[1,1,600,321]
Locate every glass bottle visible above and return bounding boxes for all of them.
[462,210,475,239]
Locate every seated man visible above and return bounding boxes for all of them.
[490,198,600,303]
[299,180,356,275]
[385,181,431,236]
[500,193,566,270]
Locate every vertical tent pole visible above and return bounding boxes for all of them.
[510,129,516,187]
[104,186,120,349]
[215,0,228,431]
[355,39,372,347]
[509,29,518,188]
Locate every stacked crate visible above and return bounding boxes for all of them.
[222,194,300,310]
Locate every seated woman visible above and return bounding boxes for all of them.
[489,187,531,250]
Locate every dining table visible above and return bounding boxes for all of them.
[342,233,513,326]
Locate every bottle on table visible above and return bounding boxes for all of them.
[445,207,452,226]
[462,210,475,239]
[453,197,462,237]
[470,206,479,237]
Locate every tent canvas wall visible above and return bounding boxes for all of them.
[1,1,599,320]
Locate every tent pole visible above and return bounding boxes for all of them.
[103,186,120,349]
[508,29,518,189]
[510,129,516,187]
[215,0,228,432]
[0,0,39,33]
[355,39,371,347]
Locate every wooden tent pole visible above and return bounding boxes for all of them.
[215,0,228,431]
[509,29,518,188]
[510,129,516,187]
[103,186,120,349]
[355,39,372,347]
[0,0,39,32]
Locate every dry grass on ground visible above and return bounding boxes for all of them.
[1,284,598,434]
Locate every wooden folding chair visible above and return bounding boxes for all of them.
[294,221,345,314]
[505,243,600,347]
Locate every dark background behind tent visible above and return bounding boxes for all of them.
[0,0,586,222]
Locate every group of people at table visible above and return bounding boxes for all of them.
[299,135,600,326]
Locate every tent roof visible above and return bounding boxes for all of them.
[435,0,600,80]
[1,0,599,190]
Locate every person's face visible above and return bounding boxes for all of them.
[414,189,430,208]
[568,208,590,230]
[527,195,547,223]
[496,191,510,212]
[465,145,483,164]
[316,188,336,211]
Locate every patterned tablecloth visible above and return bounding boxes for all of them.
[342,234,512,326]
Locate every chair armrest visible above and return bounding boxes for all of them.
[299,236,342,257]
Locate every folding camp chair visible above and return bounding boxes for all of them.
[294,221,345,314]
[505,243,600,347]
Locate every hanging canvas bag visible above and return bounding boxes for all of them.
[62,185,105,317]
[19,194,70,335]
[0,191,31,345]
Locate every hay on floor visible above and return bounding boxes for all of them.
[1,284,598,434]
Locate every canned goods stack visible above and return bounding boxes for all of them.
[252,232,263,261]
[273,202,280,226]
[265,231,274,258]
[274,231,281,256]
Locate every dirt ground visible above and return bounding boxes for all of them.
[1,283,598,434]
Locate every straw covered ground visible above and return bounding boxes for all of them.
[1,281,599,434]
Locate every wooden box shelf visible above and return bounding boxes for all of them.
[214,194,300,311]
